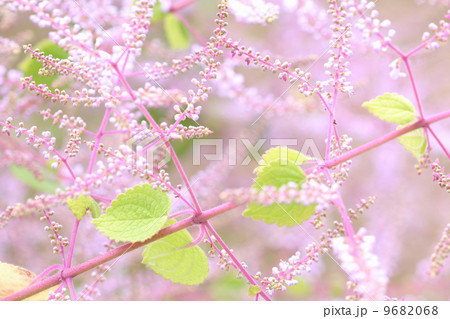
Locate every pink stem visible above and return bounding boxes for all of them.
[170,0,198,12]
[427,126,450,160]
[111,62,203,215]
[102,130,130,135]
[203,224,223,256]
[184,225,205,248]
[140,108,191,155]
[405,35,439,58]
[325,1,347,162]
[333,195,356,245]
[2,202,239,301]
[114,46,130,66]
[62,219,80,301]
[90,194,113,202]
[65,219,80,268]
[322,168,355,244]
[56,150,76,179]
[65,278,77,301]
[169,208,194,218]
[32,264,64,284]
[403,58,425,119]
[324,110,450,168]
[87,108,111,174]
[204,221,271,301]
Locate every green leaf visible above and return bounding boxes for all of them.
[286,278,313,298]
[253,159,306,191]
[19,39,69,88]
[210,274,247,300]
[397,127,427,160]
[10,165,60,193]
[362,93,417,124]
[151,1,165,23]
[243,201,316,227]
[243,147,316,227]
[248,285,261,297]
[67,195,101,220]
[163,13,191,50]
[142,220,209,285]
[92,184,170,242]
[255,146,310,174]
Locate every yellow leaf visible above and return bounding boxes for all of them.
[0,261,57,300]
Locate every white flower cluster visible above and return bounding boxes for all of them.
[251,179,338,211]
[341,0,395,52]
[295,0,328,39]
[229,0,279,25]
[416,0,450,5]
[332,228,388,300]
[421,15,450,50]
[122,0,157,55]
[261,251,312,295]
[388,58,406,80]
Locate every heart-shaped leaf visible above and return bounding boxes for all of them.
[142,220,209,285]
[92,184,170,242]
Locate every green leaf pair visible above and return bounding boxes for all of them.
[243,147,316,227]
[91,184,208,285]
[362,93,427,159]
